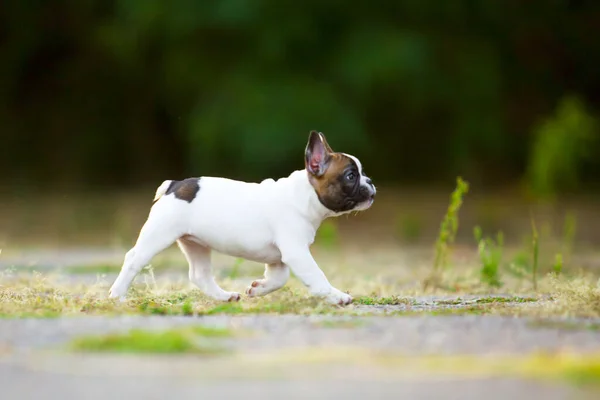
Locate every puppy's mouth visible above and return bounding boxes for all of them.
[356,194,375,211]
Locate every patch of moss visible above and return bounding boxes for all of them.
[437,296,538,306]
[200,298,338,316]
[355,296,413,306]
[383,305,494,317]
[70,326,232,354]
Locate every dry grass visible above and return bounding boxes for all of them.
[0,259,598,319]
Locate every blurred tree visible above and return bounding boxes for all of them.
[0,0,599,191]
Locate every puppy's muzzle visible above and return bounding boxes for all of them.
[360,179,376,200]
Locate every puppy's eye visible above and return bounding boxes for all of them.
[346,172,356,181]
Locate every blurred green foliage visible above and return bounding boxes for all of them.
[1,0,599,190]
[474,226,504,288]
[526,96,597,199]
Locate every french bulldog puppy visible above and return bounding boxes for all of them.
[109,131,376,305]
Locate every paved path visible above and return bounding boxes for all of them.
[2,314,600,355]
[1,314,600,399]
[1,364,594,400]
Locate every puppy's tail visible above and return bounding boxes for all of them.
[153,180,173,202]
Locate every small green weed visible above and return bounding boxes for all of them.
[433,177,469,271]
[531,216,540,291]
[425,177,469,290]
[474,226,504,288]
[507,249,532,279]
[553,254,563,275]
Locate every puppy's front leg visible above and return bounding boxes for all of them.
[278,241,352,305]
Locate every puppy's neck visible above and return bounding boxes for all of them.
[285,169,333,227]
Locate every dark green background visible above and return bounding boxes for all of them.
[2,0,599,194]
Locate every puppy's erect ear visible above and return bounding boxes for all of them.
[316,131,334,153]
[305,130,332,177]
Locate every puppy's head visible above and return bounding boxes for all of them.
[305,130,376,214]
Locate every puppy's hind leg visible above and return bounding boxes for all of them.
[109,215,182,301]
[178,238,241,302]
[246,262,289,297]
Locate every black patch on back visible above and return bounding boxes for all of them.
[166,178,200,203]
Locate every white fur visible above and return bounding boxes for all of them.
[343,153,376,209]
[108,167,375,305]
[153,180,173,202]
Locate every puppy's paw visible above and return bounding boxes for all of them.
[325,288,353,306]
[227,292,241,302]
[108,288,127,303]
[245,279,265,297]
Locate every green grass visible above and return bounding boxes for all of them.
[70,326,232,354]
[355,295,413,306]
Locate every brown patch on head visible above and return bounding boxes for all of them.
[166,178,200,203]
[309,153,362,212]
[305,131,370,212]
